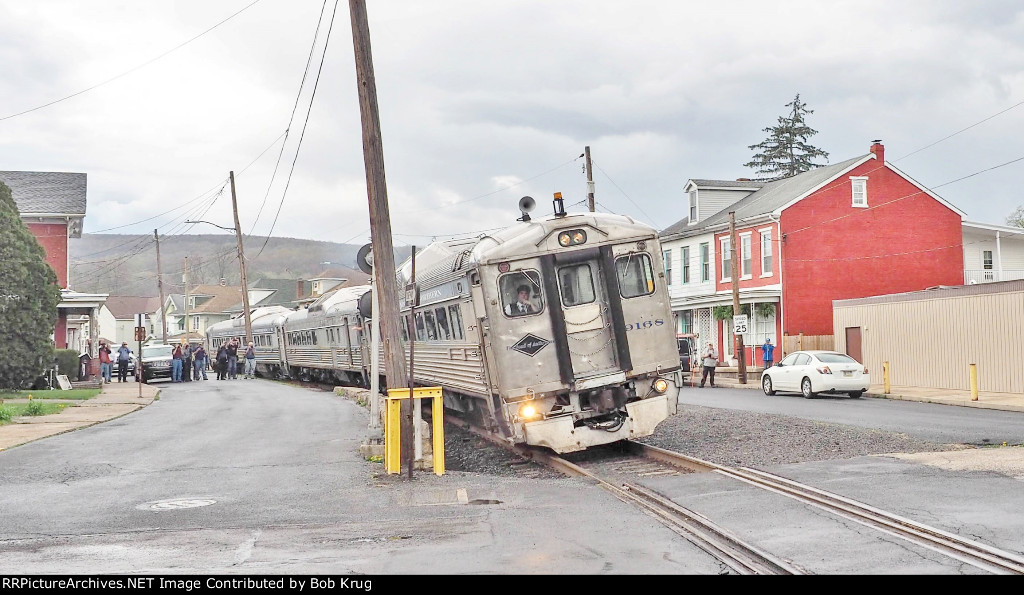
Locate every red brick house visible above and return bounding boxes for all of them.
[1,171,106,355]
[661,142,966,364]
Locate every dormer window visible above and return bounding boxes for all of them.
[688,190,698,222]
[851,177,868,208]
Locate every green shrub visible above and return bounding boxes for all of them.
[0,404,11,423]
[54,349,80,380]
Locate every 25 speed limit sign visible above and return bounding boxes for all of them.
[733,314,748,334]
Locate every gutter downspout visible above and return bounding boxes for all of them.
[768,212,783,357]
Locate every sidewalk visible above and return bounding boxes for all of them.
[705,371,1024,413]
[0,379,159,452]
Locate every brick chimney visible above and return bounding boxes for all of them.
[296,280,305,299]
[870,140,884,164]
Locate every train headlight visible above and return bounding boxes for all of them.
[518,403,539,419]
[557,229,587,247]
[652,378,669,393]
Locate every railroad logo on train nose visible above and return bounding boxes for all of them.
[511,334,550,357]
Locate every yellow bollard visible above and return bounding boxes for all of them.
[970,364,978,401]
[883,361,890,394]
[384,386,445,476]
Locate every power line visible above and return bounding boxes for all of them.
[0,0,266,123]
[247,0,332,236]
[892,98,1024,162]
[251,0,340,262]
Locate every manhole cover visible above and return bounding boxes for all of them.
[145,498,217,511]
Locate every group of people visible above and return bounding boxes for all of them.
[168,339,256,382]
[170,342,208,382]
[97,341,133,383]
[698,337,775,388]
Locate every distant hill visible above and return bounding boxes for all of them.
[69,234,412,297]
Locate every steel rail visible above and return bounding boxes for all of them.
[631,442,1024,575]
[456,421,801,574]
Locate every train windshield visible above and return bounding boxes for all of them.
[614,253,656,298]
[557,263,596,307]
[500,270,543,317]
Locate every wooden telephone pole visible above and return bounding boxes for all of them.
[184,257,190,337]
[229,171,253,345]
[729,212,747,384]
[154,229,168,344]
[584,146,595,212]
[349,0,412,472]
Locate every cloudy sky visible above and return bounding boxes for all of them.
[2,0,1023,255]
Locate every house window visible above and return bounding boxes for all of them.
[191,315,200,331]
[663,250,672,285]
[720,237,732,281]
[740,233,752,278]
[760,229,773,276]
[689,190,698,221]
[682,246,690,283]
[700,243,710,282]
[851,177,868,207]
[983,250,993,280]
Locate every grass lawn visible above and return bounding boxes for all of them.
[0,389,100,401]
[0,401,72,424]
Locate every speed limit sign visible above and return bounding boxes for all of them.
[733,314,748,334]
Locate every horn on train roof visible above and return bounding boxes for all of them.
[517,196,536,222]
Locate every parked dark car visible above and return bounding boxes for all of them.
[136,343,174,383]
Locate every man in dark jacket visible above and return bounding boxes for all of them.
[226,340,239,379]
[182,343,192,383]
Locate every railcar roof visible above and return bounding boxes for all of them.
[397,211,655,281]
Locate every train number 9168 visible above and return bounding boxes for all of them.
[624,319,664,331]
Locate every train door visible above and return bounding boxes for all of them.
[549,253,622,381]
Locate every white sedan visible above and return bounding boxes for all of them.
[761,350,870,399]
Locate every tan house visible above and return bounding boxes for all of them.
[833,280,1024,394]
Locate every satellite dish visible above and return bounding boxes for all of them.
[356,243,373,274]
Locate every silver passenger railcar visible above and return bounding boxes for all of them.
[396,194,681,453]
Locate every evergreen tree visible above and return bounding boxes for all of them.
[0,181,62,389]
[745,94,830,180]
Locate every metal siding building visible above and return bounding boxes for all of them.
[833,280,1024,393]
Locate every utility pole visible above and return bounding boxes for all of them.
[184,257,190,337]
[350,0,411,472]
[154,229,167,344]
[584,146,595,212]
[229,171,253,345]
[729,211,747,384]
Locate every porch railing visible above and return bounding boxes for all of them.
[963,269,1024,284]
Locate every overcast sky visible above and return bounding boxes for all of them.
[2,0,1023,252]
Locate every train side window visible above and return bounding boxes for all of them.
[557,263,596,307]
[499,270,543,317]
[423,309,439,341]
[401,315,410,342]
[448,304,464,340]
[414,312,427,341]
[614,253,656,298]
[435,307,451,341]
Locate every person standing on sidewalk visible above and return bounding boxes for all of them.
[116,342,132,382]
[193,345,208,380]
[216,342,228,380]
[181,343,193,383]
[226,339,239,379]
[244,341,257,379]
[699,342,718,388]
[98,343,112,383]
[171,344,183,382]
[761,337,775,370]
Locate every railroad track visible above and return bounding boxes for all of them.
[459,422,1024,575]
